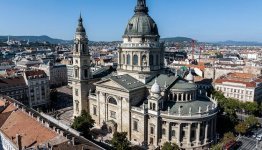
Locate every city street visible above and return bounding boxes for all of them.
[237,136,258,150]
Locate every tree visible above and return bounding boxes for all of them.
[162,142,179,150]
[245,115,259,128]
[222,132,235,143]
[243,102,259,115]
[72,110,95,138]
[111,132,131,150]
[235,122,248,135]
[211,143,223,150]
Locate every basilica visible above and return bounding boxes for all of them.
[72,0,218,149]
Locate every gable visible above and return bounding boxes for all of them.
[95,79,129,92]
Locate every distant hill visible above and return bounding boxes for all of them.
[215,40,262,46]
[160,37,193,43]
[0,35,71,44]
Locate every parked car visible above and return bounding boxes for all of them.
[256,134,262,141]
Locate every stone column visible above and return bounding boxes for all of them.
[204,121,209,144]
[118,51,121,65]
[177,123,181,145]
[97,91,101,125]
[102,93,107,121]
[187,123,191,146]
[214,118,217,143]
[186,93,188,101]
[167,122,170,141]
[196,123,201,146]
[210,119,214,142]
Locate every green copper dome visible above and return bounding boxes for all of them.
[124,0,159,37]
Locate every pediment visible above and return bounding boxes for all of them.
[95,79,129,92]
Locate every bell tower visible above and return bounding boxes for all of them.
[72,14,92,117]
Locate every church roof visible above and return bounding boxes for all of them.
[110,74,145,91]
[170,80,197,91]
[146,74,178,89]
[163,97,215,116]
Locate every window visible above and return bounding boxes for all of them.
[150,138,153,144]
[128,37,132,42]
[150,126,154,134]
[75,69,79,78]
[108,97,117,105]
[153,103,156,111]
[82,44,86,53]
[162,128,166,135]
[75,100,79,113]
[93,105,97,115]
[110,111,116,119]
[155,55,159,65]
[75,89,78,96]
[129,23,133,30]
[149,55,154,65]
[123,54,125,64]
[75,44,78,52]
[142,37,145,42]
[84,69,88,78]
[133,55,138,65]
[127,54,131,65]
[171,130,176,137]
[133,120,138,131]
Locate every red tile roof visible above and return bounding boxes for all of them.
[215,72,261,88]
[1,110,57,148]
[0,76,26,87]
[25,70,47,79]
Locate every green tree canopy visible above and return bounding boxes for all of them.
[72,110,95,138]
[222,132,235,143]
[211,143,223,150]
[245,115,259,127]
[162,142,179,150]
[235,122,248,135]
[111,132,131,150]
[243,102,259,114]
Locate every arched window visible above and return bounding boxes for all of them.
[75,44,78,53]
[122,54,125,64]
[127,54,130,65]
[133,55,138,65]
[149,54,154,65]
[108,97,117,105]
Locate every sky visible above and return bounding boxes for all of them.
[0,0,262,42]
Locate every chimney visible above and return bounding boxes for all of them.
[16,134,22,150]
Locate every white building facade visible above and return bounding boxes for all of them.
[23,70,50,108]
